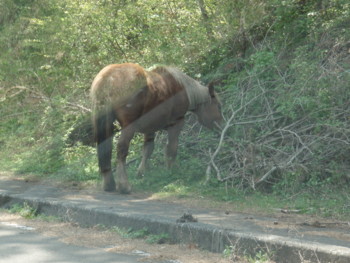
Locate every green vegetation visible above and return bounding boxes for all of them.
[111,226,169,244]
[112,226,149,239]
[8,202,37,219]
[223,245,274,263]
[6,202,60,221]
[145,233,170,244]
[1,0,349,219]
[245,250,274,263]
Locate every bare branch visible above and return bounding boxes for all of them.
[65,102,92,113]
[205,91,263,184]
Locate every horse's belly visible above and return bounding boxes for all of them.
[134,109,175,133]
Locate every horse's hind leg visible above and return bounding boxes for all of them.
[94,107,116,192]
[137,133,155,177]
[97,137,116,192]
[116,127,135,194]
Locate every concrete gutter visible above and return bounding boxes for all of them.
[0,178,349,263]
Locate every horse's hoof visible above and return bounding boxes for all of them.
[103,186,117,192]
[103,182,117,192]
[117,184,132,194]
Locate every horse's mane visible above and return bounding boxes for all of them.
[154,66,210,110]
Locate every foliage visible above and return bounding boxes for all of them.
[112,226,149,239]
[9,202,37,219]
[0,0,349,219]
[201,0,350,198]
[223,245,274,263]
[145,233,170,244]
[109,226,169,244]
[246,250,274,263]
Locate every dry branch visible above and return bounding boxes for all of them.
[205,91,264,184]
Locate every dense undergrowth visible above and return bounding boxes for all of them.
[0,0,349,219]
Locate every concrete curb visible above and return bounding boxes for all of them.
[1,188,349,263]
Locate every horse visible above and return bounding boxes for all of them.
[90,63,222,194]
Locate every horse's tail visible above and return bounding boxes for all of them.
[92,105,117,172]
[91,72,119,145]
[93,107,116,143]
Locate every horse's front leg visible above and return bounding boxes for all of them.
[116,127,135,194]
[137,133,155,177]
[166,119,184,168]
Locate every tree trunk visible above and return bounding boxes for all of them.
[196,0,213,38]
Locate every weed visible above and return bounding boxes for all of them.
[146,233,169,244]
[128,227,149,239]
[36,214,61,222]
[111,226,170,244]
[222,245,235,258]
[245,250,274,263]
[9,202,37,219]
[111,227,149,239]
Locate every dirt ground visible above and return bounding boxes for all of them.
[0,211,256,263]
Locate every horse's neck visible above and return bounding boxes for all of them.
[184,83,210,111]
[149,66,210,111]
[165,67,210,111]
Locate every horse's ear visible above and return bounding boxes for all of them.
[208,81,215,97]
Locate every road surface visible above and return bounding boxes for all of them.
[0,218,142,263]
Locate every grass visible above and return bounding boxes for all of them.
[113,227,150,239]
[0,134,349,221]
[245,250,275,263]
[6,202,61,222]
[128,162,350,220]
[111,226,170,244]
[145,233,170,244]
[9,202,37,219]
[223,245,275,263]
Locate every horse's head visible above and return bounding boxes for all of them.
[194,84,223,131]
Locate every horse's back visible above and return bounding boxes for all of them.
[90,63,148,106]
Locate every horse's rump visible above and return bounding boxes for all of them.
[90,63,148,109]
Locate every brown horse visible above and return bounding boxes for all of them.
[90,63,222,193]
